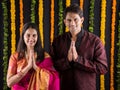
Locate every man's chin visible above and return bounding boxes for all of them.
[70,30,76,33]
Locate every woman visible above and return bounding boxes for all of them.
[7,22,60,90]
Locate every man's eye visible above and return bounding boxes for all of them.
[74,19,78,22]
[67,19,71,22]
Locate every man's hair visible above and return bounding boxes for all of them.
[63,4,83,19]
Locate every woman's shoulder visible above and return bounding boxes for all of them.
[9,52,19,63]
[10,52,24,61]
[10,52,18,59]
[38,52,53,68]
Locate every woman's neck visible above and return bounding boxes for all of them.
[26,47,34,54]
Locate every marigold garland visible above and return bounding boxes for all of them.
[31,0,36,23]
[65,0,71,32]
[38,0,44,47]
[2,1,9,89]
[88,0,94,33]
[19,0,23,35]
[50,0,54,43]
[100,0,106,89]
[58,0,64,35]
[66,0,70,7]
[110,0,116,90]
[10,0,16,54]
[80,0,84,10]
[100,0,106,44]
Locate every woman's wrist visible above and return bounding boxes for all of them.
[17,71,24,77]
[34,65,39,71]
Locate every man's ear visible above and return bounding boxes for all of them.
[81,17,84,23]
[64,19,66,24]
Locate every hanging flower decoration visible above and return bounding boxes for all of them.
[100,0,106,44]
[10,0,16,54]
[2,1,9,90]
[88,0,94,33]
[38,0,44,47]
[110,0,116,90]
[100,0,106,90]
[66,0,70,7]
[65,0,71,32]
[58,0,64,35]
[80,0,84,10]
[50,0,54,43]
[19,0,23,35]
[31,0,36,23]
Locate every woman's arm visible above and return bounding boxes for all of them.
[7,65,31,87]
[7,54,33,87]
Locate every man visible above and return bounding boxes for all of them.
[50,4,108,90]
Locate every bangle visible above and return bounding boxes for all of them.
[17,71,24,77]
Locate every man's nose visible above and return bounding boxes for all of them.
[70,21,75,25]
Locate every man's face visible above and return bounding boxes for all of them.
[64,12,84,34]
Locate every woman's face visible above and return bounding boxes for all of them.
[24,28,38,49]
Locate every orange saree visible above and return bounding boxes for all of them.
[7,52,60,90]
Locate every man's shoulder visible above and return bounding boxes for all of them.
[54,32,69,40]
[84,30,99,39]
[83,30,101,43]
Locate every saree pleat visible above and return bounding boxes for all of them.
[28,68,50,90]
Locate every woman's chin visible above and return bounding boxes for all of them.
[27,45,35,48]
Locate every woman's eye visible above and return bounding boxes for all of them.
[27,34,30,37]
[33,34,37,37]
[67,19,71,22]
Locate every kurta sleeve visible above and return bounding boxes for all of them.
[74,37,108,74]
[50,56,71,71]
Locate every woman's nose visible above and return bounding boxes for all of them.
[29,36,34,40]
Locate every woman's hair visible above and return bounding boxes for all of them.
[17,22,44,62]
[63,4,83,19]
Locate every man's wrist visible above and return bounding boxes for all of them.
[74,56,79,62]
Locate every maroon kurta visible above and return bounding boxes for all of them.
[50,30,108,90]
